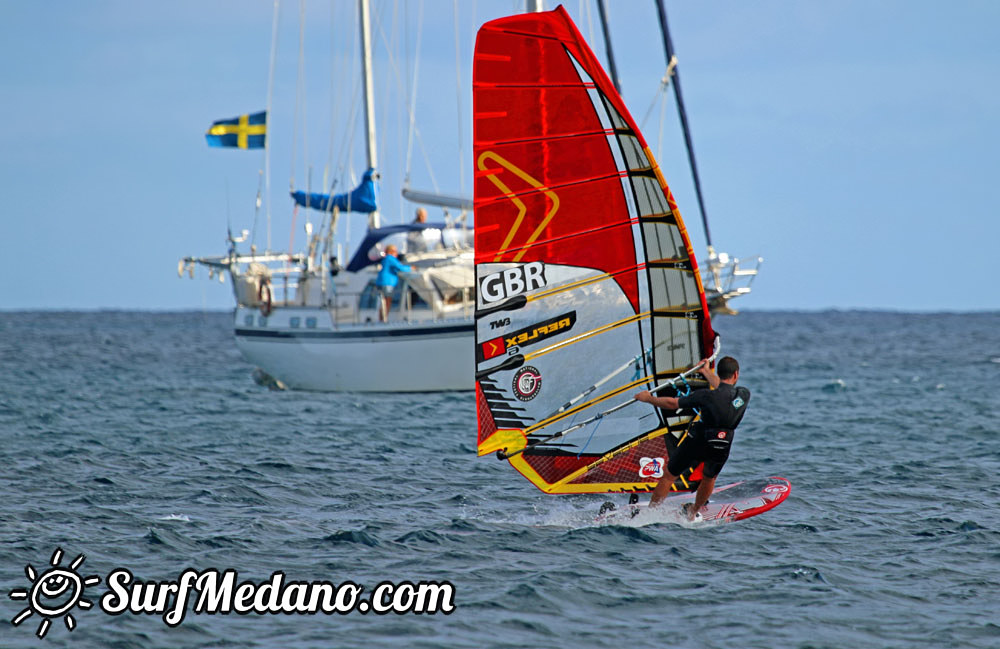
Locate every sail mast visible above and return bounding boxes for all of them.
[653,0,712,251]
[359,0,380,229]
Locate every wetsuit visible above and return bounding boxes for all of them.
[666,382,750,479]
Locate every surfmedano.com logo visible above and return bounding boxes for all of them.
[8,547,455,639]
[9,548,101,638]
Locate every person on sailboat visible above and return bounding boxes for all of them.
[406,208,430,254]
[635,356,750,520]
[375,244,411,321]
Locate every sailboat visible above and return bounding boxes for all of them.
[473,6,722,495]
[180,1,475,392]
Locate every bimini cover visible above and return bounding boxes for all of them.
[473,7,716,494]
[291,168,378,214]
[345,222,449,272]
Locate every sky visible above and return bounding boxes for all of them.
[1,0,998,312]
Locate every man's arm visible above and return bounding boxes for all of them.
[698,359,720,389]
[635,358,717,408]
[390,257,412,274]
[635,390,679,410]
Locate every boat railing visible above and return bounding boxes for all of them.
[327,285,474,325]
[182,246,475,323]
[701,253,763,301]
[236,281,474,326]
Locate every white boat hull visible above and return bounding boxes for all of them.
[233,307,473,392]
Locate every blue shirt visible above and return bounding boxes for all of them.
[375,255,411,288]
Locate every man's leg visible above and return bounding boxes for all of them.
[687,476,716,520]
[649,470,679,507]
[378,289,393,322]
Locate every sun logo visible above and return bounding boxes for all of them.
[8,548,100,639]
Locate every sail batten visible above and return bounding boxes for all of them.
[474,7,715,495]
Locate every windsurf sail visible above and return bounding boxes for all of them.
[473,7,716,495]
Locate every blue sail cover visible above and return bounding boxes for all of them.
[290,168,378,213]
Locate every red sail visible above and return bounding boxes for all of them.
[474,7,715,494]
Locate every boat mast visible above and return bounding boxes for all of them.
[596,0,622,94]
[359,0,380,229]
[265,0,281,251]
[653,0,713,253]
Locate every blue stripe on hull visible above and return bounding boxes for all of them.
[235,323,474,341]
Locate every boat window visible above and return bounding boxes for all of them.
[290,317,301,328]
[244,314,254,326]
[441,227,473,249]
[359,280,425,311]
[431,277,465,305]
[406,287,430,310]
[366,233,409,263]
[359,282,379,309]
[405,228,441,255]
[306,317,317,329]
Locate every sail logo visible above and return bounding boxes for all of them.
[639,457,665,479]
[479,336,507,361]
[479,262,547,304]
[478,311,575,363]
[505,312,575,349]
[512,366,542,401]
[476,150,560,263]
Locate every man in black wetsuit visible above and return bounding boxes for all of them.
[635,356,750,521]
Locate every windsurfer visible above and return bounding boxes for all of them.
[375,244,411,320]
[635,356,750,520]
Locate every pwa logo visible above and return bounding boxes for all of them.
[639,457,665,479]
[479,262,546,304]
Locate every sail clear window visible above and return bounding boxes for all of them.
[642,222,686,262]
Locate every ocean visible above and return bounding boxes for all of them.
[1,310,998,648]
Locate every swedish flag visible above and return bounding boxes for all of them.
[205,111,267,149]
